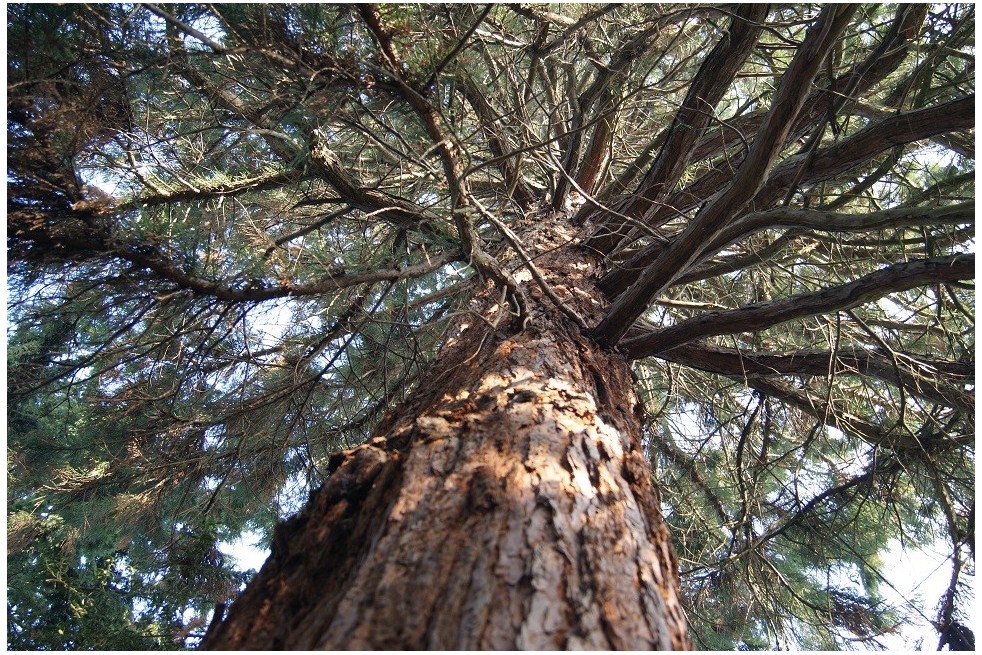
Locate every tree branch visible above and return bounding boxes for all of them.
[602,202,973,296]
[687,5,928,171]
[357,3,529,324]
[142,4,227,52]
[715,202,974,255]
[592,5,858,347]
[458,76,537,208]
[748,378,899,449]
[601,93,973,297]
[604,4,930,252]
[118,169,302,212]
[621,254,974,357]
[646,342,974,411]
[308,130,440,227]
[424,4,493,90]
[551,19,665,211]
[585,4,769,252]
[8,199,462,302]
[759,95,975,202]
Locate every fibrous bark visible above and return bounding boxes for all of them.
[202,216,691,650]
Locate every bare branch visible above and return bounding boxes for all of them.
[142,4,227,52]
[309,131,440,227]
[647,342,974,411]
[621,254,974,357]
[604,202,973,296]
[592,6,858,347]
[585,4,769,252]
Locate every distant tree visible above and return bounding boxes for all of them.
[7,3,974,649]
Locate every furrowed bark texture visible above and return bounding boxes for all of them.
[202,215,691,650]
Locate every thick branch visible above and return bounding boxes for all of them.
[571,99,614,199]
[646,342,974,411]
[592,6,858,347]
[659,96,972,225]
[687,5,928,169]
[621,254,974,357]
[851,101,974,158]
[602,202,974,295]
[600,94,974,296]
[605,5,930,251]
[586,4,769,250]
[119,170,302,211]
[712,202,974,255]
[552,20,664,210]
[759,95,975,202]
[309,131,440,226]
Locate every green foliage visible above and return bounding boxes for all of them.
[7,530,167,649]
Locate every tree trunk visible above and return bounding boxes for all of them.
[202,216,691,650]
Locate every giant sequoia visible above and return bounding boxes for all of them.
[6,4,975,650]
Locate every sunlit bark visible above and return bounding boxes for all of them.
[203,223,691,649]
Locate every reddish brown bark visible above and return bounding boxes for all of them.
[202,217,691,650]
